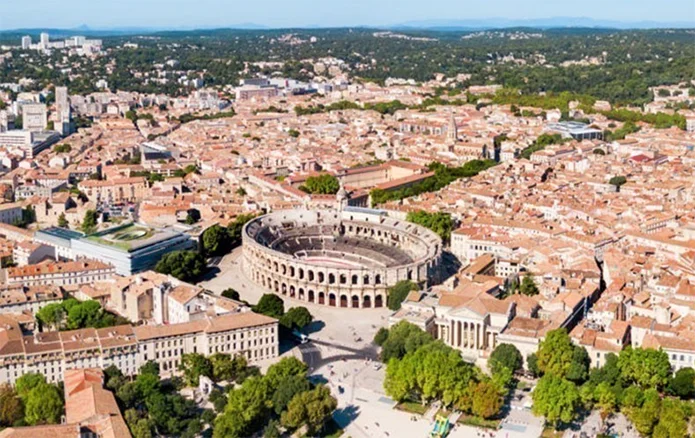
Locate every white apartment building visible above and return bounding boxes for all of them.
[0,311,278,385]
[4,260,115,287]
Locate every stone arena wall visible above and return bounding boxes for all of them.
[242,209,442,308]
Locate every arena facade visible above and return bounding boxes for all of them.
[242,205,442,308]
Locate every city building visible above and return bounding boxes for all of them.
[0,310,278,385]
[69,223,195,275]
[0,368,132,438]
[4,260,115,287]
[20,36,31,50]
[21,103,47,132]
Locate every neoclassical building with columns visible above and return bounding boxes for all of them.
[242,206,442,309]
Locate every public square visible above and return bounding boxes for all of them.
[201,249,546,438]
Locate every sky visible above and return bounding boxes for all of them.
[2,0,694,30]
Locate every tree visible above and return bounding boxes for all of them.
[15,373,46,402]
[380,320,433,362]
[488,343,523,375]
[667,367,695,399]
[81,209,98,233]
[536,328,588,382]
[221,288,240,300]
[271,374,311,415]
[628,388,661,436]
[471,381,503,419]
[617,347,671,390]
[279,307,313,331]
[263,419,281,438]
[609,175,627,188]
[254,294,284,319]
[593,382,618,418]
[264,357,308,392]
[54,143,72,153]
[0,384,23,427]
[527,353,540,377]
[154,250,206,282]
[202,225,232,256]
[66,299,104,329]
[406,210,454,242]
[387,280,419,311]
[374,327,389,346]
[104,364,127,392]
[180,353,213,386]
[653,398,689,438]
[210,353,247,383]
[214,377,272,438]
[281,385,337,435]
[531,374,581,428]
[57,213,69,228]
[24,383,63,425]
[227,213,258,247]
[299,174,340,195]
[139,360,160,377]
[519,274,539,296]
[36,303,65,330]
[288,129,300,138]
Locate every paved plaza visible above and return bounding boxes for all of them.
[203,249,550,438]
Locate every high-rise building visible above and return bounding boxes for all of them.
[22,102,48,132]
[54,86,72,135]
[40,32,49,48]
[21,36,31,50]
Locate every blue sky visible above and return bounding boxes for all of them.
[2,0,694,30]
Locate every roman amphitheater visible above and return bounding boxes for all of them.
[242,207,442,308]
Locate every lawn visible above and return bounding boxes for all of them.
[541,427,565,438]
[457,414,500,429]
[395,400,429,415]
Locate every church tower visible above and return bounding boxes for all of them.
[447,111,458,143]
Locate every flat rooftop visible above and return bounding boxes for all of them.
[37,227,85,241]
[82,223,182,253]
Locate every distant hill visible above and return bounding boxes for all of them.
[394,17,695,30]
[0,17,692,37]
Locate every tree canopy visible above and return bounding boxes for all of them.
[253,294,285,319]
[154,250,206,282]
[386,280,419,311]
[299,174,340,195]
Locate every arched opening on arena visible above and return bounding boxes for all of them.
[281,283,287,295]
[363,275,370,285]
[328,293,336,306]
[298,288,305,300]
[351,295,360,308]
[281,264,287,275]
[274,280,279,293]
[289,285,295,298]
[351,275,358,285]
[407,269,413,280]
[318,272,325,283]
[375,295,384,308]
[340,274,347,285]
[299,268,305,280]
[290,266,295,277]
[363,295,372,308]
[375,274,382,285]
[273,261,279,272]
[329,273,336,284]
[318,291,325,304]
[308,290,315,303]
[340,295,348,308]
